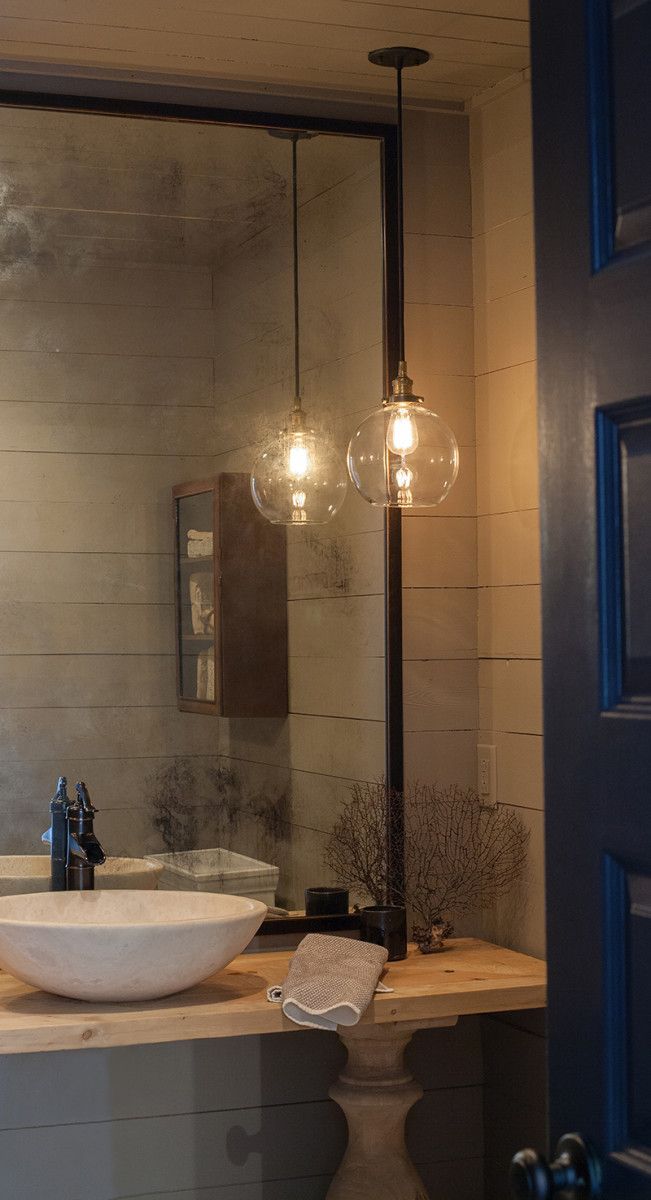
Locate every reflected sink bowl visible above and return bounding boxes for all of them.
[0,856,163,896]
[0,890,267,1002]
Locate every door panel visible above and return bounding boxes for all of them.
[603,858,651,1169]
[611,0,651,252]
[597,399,651,709]
[531,0,651,1195]
[590,0,651,267]
[628,872,651,1147]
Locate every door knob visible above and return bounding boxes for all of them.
[510,1133,601,1199]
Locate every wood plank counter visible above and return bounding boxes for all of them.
[0,938,546,1200]
[0,937,545,1056]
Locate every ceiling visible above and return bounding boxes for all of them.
[0,1,530,109]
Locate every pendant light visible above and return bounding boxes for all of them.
[347,48,459,508]
[251,132,347,525]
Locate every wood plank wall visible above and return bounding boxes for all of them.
[0,104,234,861]
[399,109,491,1197]
[0,99,536,1198]
[0,109,389,903]
[0,1020,484,1200]
[470,77,544,961]
[210,133,386,906]
[470,77,548,1198]
[401,110,478,797]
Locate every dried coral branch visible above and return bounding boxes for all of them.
[323,778,528,952]
[323,779,395,904]
[404,783,528,950]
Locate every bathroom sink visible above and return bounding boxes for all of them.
[0,855,162,897]
[147,847,279,905]
[0,890,267,1001]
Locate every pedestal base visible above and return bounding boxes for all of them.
[327,1018,457,1200]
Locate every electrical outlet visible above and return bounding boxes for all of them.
[477,743,497,806]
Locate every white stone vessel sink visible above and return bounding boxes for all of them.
[0,855,162,897]
[0,890,267,1002]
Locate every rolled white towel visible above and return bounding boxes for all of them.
[196,648,215,701]
[189,572,214,635]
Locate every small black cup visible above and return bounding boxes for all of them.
[359,905,408,961]
[305,886,349,916]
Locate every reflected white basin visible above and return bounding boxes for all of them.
[0,890,267,1002]
[0,856,162,896]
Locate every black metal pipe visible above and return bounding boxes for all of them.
[396,64,405,364]
[291,134,301,399]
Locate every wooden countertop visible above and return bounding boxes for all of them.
[0,938,546,1055]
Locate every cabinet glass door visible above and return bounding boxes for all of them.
[173,483,217,710]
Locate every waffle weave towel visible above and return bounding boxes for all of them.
[267,933,390,1031]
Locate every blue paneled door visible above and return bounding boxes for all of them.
[514,2,651,1197]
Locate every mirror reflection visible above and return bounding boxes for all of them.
[0,105,387,913]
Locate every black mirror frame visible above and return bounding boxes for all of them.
[0,85,404,932]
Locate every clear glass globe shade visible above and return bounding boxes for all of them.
[347,400,459,508]
[251,425,348,525]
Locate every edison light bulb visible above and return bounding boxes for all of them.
[394,462,413,506]
[288,437,310,478]
[347,362,459,508]
[251,404,348,525]
[291,489,307,522]
[387,406,419,455]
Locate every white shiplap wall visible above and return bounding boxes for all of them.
[401,108,478,795]
[0,98,491,1200]
[471,77,544,961]
[209,131,387,906]
[0,105,229,860]
[0,1021,484,1200]
[470,77,547,1200]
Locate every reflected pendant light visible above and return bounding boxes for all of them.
[251,133,347,525]
[347,48,459,508]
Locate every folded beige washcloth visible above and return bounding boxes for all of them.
[267,933,390,1031]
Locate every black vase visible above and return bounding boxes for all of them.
[359,905,408,961]
[304,886,349,916]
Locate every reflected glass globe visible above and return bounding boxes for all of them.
[251,409,348,525]
[347,364,459,508]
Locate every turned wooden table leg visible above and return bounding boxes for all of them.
[327,1019,457,1200]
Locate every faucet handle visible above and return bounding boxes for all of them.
[50,776,70,810]
[71,781,106,867]
[75,781,96,813]
[44,774,70,846]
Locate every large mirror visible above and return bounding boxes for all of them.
[0,98,399,921]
